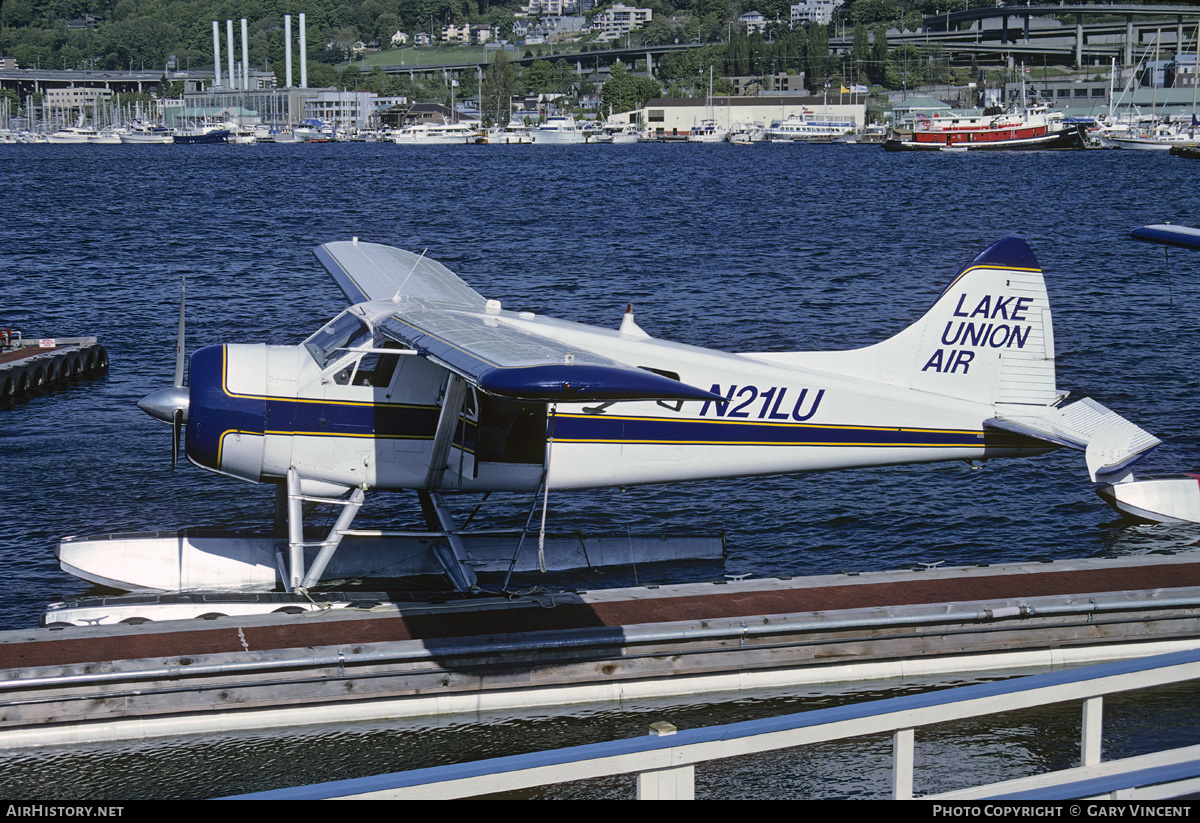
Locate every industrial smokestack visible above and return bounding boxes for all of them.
[226,20,235,92]
[241,18,249,90]
[212,21,221,87]
[299,13,307,89]
[285,14,293,88]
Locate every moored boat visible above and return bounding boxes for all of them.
[883,104,1086,152]
[474,125,534,144]
[119,123,173,144]
[391,120,478,145]
[687,119,728,143]
[531,115,586,145]
[765,112,855,143]
[46,127,97,144]
[173,128,231,145]
[1100,118,1199,151]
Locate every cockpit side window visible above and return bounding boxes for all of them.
[304,312,371,369]
[352,341,407,388]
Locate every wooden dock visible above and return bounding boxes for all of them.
[0,336,107,399]
[3,551,1200,747]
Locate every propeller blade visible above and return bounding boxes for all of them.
[173,278,186,389]
[172,408,183,469]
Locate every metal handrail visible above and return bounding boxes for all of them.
[225,647,1200,800]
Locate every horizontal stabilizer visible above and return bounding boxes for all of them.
[986,398,1160,481]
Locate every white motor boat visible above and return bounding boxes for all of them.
[392,121,479,145]
[765,113,856,143]
[46,127,98,144]
[532,116,586,145]
[688,119,728,143]
[475,125,534,144]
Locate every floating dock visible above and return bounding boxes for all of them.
[3,551,1200,748]
[0,335,108,399]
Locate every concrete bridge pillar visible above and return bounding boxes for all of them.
[1076,14,1084,67]
[1178,16,1184,55]
[1022,14,1030,46]
[646,50,653,77]
[1002,16,1008,45]
[1126,16,1134,66]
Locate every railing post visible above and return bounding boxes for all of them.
[637,722,695,800]
[892,727,915,800]
[1082,696,1104,767]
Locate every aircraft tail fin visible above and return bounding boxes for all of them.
[748,237,1058,406]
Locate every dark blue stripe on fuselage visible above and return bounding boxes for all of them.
[552,413,1042,450]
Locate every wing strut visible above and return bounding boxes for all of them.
[426,374,469,489]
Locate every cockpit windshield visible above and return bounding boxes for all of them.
[303,311,371,368]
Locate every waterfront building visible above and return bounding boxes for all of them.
[624,94,864,138]
[305,91,377,130]
[44,86,112,110]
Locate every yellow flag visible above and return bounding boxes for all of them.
[840,85,851,93]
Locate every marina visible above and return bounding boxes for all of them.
[2,140,1200,799]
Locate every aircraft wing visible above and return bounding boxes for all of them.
[1131,224,1200,251]
[314,238,489,307]
[314,240,722,404]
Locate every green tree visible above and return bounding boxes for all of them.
[481,46,517,127]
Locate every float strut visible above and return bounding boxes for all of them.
[418,490,479,592]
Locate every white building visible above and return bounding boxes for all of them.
[390,30,408,46]
[739,11,767,34]
[628,95,864,138]
[790,0,842,27]
[594,4,652,41]
[305,90,378,129]
[523,0,594,14]
[42,88,112,110]
[441,23,470,43]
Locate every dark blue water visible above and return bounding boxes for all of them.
[2,142,1200,798]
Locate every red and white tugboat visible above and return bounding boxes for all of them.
[884,104,1087,152]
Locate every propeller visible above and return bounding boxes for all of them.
[138,280,190,468]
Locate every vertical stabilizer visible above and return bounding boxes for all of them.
[748,238,1059,407]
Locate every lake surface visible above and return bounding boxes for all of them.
[2,141,1200,798]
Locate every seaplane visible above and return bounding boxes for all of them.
[1091,223,1200,524]
[50,237,1161,625]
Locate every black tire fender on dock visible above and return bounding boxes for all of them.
[0,375,13,399]
[14,369,30,396]
[65,350,82,378]
[30,364,45,389]
[93,345,108,372]
[44,356,62,384]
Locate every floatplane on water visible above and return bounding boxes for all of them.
[50,238,1160,624]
